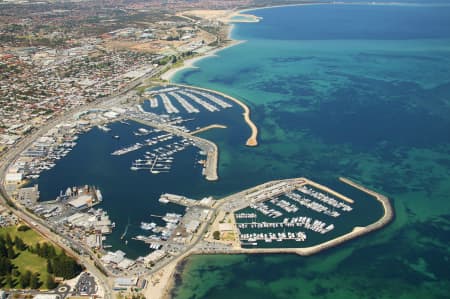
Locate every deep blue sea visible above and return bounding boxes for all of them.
[34,2,450,298]
[169,3,450,299]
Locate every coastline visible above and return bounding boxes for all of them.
[157,9,261,146]
[160,23,245,82]
[171,83,259,146]
[146,176,393,299]
[239,1,328,14]
[159,41,243,81]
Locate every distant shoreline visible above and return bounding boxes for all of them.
[160,39,245,82]
[158,14,258,145]
[151,176,393,299]
[159,10,252,82]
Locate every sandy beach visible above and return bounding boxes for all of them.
[143,258,180,299]
[160,39,244,82]
[160,7,259,82]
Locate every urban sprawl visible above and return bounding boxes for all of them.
[0,1,392,299]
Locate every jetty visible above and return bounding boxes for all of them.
[208,176,392,256]
[171,83,259,146]
[168,91,200,113]
[191,124,227,135]
[128,117,218,181]
[158,193,215,208]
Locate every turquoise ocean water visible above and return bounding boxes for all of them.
[34,2,450,298]
[168,3,450,299]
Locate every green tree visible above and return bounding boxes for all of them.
[0,257,13,275]
[46,274,57,289]
[17,225,30,232]
[5,233,13,246]
[14,236,26,251]
[213,231,220,240]
[47,245,56,258]
[5,274,13,288]
[30,272,39,289]
[7,246,15,259]
[12,268,20,277]
[41,243,49,258]
[46,259,53,274]
[51,251,82,279]
[20,271,31,288]
[0,242,7,257]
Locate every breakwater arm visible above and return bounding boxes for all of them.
[129,117,219,181]
[171,83,259,146]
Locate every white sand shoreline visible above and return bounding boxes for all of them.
[159,8,259,82]
[160,2,408,82]
[160,39,245,81]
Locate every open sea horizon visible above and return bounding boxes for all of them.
[169,3,450,299]
[33,2,450,298]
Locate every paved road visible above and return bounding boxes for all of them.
[0,63,234,299]
[0,66,163,298]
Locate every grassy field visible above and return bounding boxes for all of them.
[13,250,50,283]
[0,224,55,289]
[0,224,43,246]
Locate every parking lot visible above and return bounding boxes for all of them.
[72,272,97,296]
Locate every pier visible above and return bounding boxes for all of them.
[149,97,158,108]
[128,117,218,181]
[207,176,392,256]
[176,90,219,112]
[159,93,179,114]
[158,193,214,208]
[171,83,259,147]
[305,180,354,204]
[168,92,200,113]
[191,124,227,135]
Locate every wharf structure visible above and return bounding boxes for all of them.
[206,177,393,256]
[128,116,218,181]
[145,84,258,147]
[173,83,258,147]
[159,193,215,208]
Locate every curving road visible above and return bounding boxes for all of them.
[0,66,163,298]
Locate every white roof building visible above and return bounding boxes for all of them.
[103,111,119,119]
[143,250,166,265]
[115,277,137,286]
[101,250,126,264]
[5,172,23,184]
[68,194,93,208]
[117,258,135,269]
[33,295,60,299]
